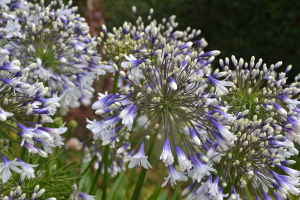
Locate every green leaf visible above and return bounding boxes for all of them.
[107,173,127,200]
[95,189,102,200]
[147,187,162,200]
[171,182,182,200]
[79,170,93,193]
[157,190,169,200]
[115,189,126,200]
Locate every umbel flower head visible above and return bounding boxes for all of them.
[87,28,238,184]
[182,117,300,200]
[220,56,300,144]
[0,0,106,115]
[97,6,208,78]
[0,55,66,183]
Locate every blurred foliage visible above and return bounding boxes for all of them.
[96,0,300,83]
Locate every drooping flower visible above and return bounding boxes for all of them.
[16,157,38,179]
[126,142,152,169]
[161,165,188,188]
[0,154,23,183]
[160,138,174,166]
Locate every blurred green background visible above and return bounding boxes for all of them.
[63,0,300,199]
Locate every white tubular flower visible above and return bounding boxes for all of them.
[0,155,23,183]
[161,165,188,188]
[126,142,152,169]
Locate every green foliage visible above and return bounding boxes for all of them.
[24,153,78,198]
[0,150,78,198]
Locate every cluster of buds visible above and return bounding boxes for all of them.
[183,118,300,199]
[221,56,300,145]
[97,6,208,85]
[0,172,55,200]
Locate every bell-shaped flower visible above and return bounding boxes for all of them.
[188,156,215,182]
[16,158,38,179]
[0,155,23,183]
[126,142,152,169]
[160,138,174,166]
[175,146,193,172]
[161,165,188,188]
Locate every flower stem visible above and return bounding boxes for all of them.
[102,71,120,198]
[102,145,110,199]
[131,131,157,200]
[78,155,96,182]
[89,160,102,195]
[112,72,119,94]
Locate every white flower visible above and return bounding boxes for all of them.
[0,107,13,121]
[0,155,23,183]
[161,165,187,188]
[126,142,152,169]
[17,158,38,179]
[188,156,215,182]
[160,139,174,166]
[2,19,22,38]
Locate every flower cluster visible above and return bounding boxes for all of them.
[0,0,106,115]
[88,5,300,197]
[0,54,66,187]
[182,117,300,199]
[87,6,240,187]
[97,6,208,85]
[221,56,300,145]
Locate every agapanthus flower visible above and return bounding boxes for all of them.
[0,0,106,115]
[126,142,152,169]
[87,28,239,181]
[220,56,300,145]
[0,154,23,183]
[161,165,188,188]
[97,6,208,85]
[0,55,65,182]
[182,118,300,199]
